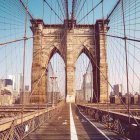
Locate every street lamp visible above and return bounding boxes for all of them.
[50,76,57,107]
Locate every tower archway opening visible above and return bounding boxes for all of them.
[75,52,94,103]
[47,52,66,105]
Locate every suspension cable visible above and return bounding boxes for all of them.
[19,0,34,19]
[76,0,86,20]
[44,0,63,22]
[21,0,28,125]
[107,0,121,20]
[121,0,130,124]
[56,0,65,19]
[77,0,103,24]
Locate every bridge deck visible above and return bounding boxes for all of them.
[24,104,124,140]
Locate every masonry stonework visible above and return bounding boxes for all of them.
[30,19,108,103]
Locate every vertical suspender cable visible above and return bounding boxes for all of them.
[21,0,28,124]
[42,0,45,20]
[121,0,130,123]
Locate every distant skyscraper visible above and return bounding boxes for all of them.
[0,79,13,87]
[113,84,122,95]
[0,79,13,95]
[82,71,93,102]
[8,73,23,93]
[25,85,29,91]
[8,75,16,90]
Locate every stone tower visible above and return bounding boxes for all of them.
[30,19,108,103]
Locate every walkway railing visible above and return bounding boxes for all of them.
[77,104,140,140]
[0,101,64,140]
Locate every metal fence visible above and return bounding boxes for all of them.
[0,101,64,140]
[77,104,140,140]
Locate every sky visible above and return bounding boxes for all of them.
[1,0,140,95]
[27,0,117,24]
[107,0,140,94]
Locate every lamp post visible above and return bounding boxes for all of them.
[50,76,57,107]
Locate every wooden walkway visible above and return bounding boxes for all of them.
[24,104,124,140]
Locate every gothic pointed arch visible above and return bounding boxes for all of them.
[75,46,94,66]
[48,46,65,63]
